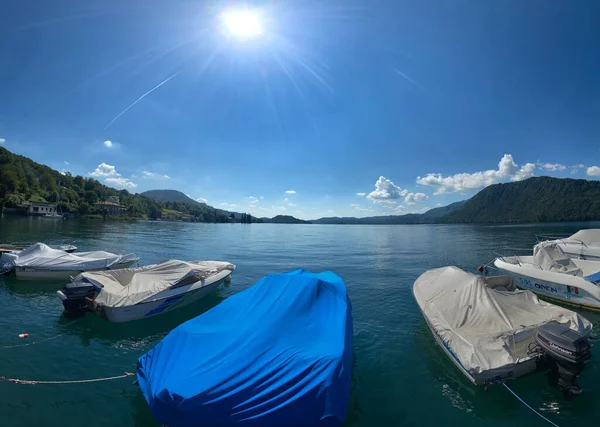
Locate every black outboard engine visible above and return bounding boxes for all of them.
[535,323,591,398]
[56,280,98,318]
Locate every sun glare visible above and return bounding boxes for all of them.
[221,10,263,39]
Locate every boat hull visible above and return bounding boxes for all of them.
[15,260,138,281]
[494,259,600,311]
[100,275,229,323]
[420,308,536,385]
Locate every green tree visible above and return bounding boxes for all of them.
[84,190,99,205]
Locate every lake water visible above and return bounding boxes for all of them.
[1,216,600,427]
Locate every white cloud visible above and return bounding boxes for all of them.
[356,192,366,196]
[284,197,289,202]
[248,196,259,204]
[272,205,287,211]
[196,197,208,203]
[571,164,586,175]
[64,160,69,165]
[404,192,429,205]
[570,163,586,175]
[539,163,566,172]
[220,203,237,208]
[587,166,600,177]
[105,177,137,189]
[436,203,442,207]
[285,190,296,195]
[142,171,171,180]
[288,203,297,207]
[394,205,406,212]
[89,163,120,177]
[88,162,136,189]
[366,176,407,204]
[260,196,264,199]
[0,138,5,144]
[416,154,536,195]
[351,204,374,212]
[104,140,113,148]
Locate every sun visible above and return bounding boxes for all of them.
[221,10,263,39]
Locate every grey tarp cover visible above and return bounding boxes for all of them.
[413,267,591,376]
[533,242,583,276]
[568,229,600,246]
[13,243,137,271]
[82,260,235,308]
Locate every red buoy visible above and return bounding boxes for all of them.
[18,333,29,339]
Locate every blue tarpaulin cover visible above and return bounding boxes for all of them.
[137,270,353,427]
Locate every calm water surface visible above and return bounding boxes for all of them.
[1,217,600,427]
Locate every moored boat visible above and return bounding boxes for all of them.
[136,269,353,427]
[9,243,138,280]
[0,240,77,253]
[414,266,592,396]
[57,260,236,322]
[494,242,600,310]
[536,229,600,261]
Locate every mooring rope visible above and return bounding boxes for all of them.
[501,382,560,427]
[0,320,79,350]
[0,372,135,385]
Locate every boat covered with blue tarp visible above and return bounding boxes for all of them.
[137,269,353,427]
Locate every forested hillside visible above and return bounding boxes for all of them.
[442,176,600,223]
[0,147,231,222]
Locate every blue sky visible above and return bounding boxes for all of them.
[1,0,599,219]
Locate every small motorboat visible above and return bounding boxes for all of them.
[6,243,138,280]
[57,260,236,323]
[494,242,600,310]
[43,212,63,219]
[136,270,353,427]
[414,266,592,396]
[0,240,77,254]
[536,229,600,261]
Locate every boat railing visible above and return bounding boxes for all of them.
[535,233,587,247]
[492,247,535,268]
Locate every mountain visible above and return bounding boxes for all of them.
[442,176,600,223]
[422,200,467,219]
[310,200,467,225]
[262,215,311,224]
[140,190,204,206]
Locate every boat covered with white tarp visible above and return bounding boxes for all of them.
[536,229,600,261]
[414,266,592,395]
[57,260,235,322]
[7,243,138,280]
[495,242,600,310]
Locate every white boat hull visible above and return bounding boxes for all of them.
[494,258,600,311]
[15,260,138,281]
[98,270,232,322]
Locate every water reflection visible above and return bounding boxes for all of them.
[60,292,226,348]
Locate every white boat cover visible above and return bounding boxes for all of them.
[81,260,235,308]
[414,267,591,377]
[13,243,137,271]
[533,242,582,276]
[568,229,600,246]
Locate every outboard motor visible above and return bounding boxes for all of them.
[535,323,591,398]
[56,280,98,317]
